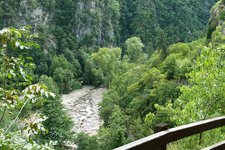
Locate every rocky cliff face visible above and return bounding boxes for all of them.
[207,0,225,40]
[74,0,119,47]
[0,0,216,52]
[18,0,53,28]
[1,0,120,51]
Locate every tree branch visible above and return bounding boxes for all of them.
[4,98,30,134]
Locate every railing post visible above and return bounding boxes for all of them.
[154,123,169,150]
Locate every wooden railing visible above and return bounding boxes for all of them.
[114,116,225,150]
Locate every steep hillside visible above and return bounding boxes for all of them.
[120,0,217,45]
[207,0,225,39]
[1,0,216,48]
[1,1,225,150]
[73,1,225,149]
[0,0,216,93]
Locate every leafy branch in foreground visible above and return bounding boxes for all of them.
[0,27,55,149]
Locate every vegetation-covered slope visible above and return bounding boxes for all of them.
[75,1,225,149]
[0,0,217,93]
[1,0,225,150]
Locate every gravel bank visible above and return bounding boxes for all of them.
[62,86,105,135]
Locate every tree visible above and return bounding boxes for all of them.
[98,106,127,150]
[130,0,159,46]
[75,133,98,150]
[39,75,74,148]
[50,54,81,93]
[124,37,144,63]
[156,27,168,59]
[50,55,71,75]
[87,47,122,86]
[145,45,225,149]
[53,67,74,94]
[0,27,54,149]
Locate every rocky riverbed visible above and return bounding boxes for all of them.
[62,86,105,135]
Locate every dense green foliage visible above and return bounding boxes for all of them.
[77,37,224,150]
[38,75,74,149]
[0,0,217,93]
[1,0,225,150]
[0,28,55,149]
[75,1,225,149]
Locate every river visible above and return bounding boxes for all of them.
[62,86,105,136]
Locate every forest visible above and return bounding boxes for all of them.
[0,0,225,149]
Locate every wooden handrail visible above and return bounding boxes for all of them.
[202,140,225,150]
[114,116,225,150]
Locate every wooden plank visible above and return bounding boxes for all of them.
[202,140,225,150]
[114,116,225,150]
[153,123,169,150]
[154,123,169,133]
